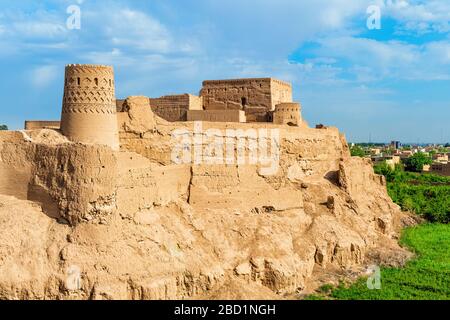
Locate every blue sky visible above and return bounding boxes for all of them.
[1,0,450,142]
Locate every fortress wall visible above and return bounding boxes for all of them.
[118,96,157,135]
[118,118,349,213]
[188,164,305,211]
[25,121,61,130]
[0,131,34,200]
[188,95,203,111]
[186,124,347,211]
[200,78,292,122]
[115,152,191,219]
[116,100,349,218]
[119,121,348,179]
[31,144,118,225]
[186,110,246,123]
[60,64,119,150]
[149,94,203,122]
[200,79,272,123]
[0,128,190,226]
[116,99,125,112]
[270,79,293,109]
[117,112,129,128]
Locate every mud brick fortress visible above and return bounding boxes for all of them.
[0,64,407,300]
[199,78,293,122]
[28,69,300,130]
[129,78,295,124]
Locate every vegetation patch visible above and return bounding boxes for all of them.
[375,163,450,223]
[308,224,450,300]
[305,164,450,300]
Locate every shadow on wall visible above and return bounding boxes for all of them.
[27,184,63,221]
[0,155,64,223]
[324,170,340,186]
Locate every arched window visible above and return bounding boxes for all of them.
[77,78,80,86]
[94,78,98,86]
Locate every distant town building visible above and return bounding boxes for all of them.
[398,150,413,159]
[432,153,449,164]
[371,155,401,169]
[430,163,450,176]
[390,141,401,149]
[370,148,382,156]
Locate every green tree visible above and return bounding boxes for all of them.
[403,152,433,173]
[0,124,8,130]
[374,162,403,183]
[350,145,366,157]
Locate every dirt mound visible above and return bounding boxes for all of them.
[22,129,70,145]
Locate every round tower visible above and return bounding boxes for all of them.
[273,102,302,126]
[60,64,119,150]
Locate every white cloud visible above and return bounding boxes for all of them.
[0,9,67,40]
[297,35,450,82]
[103,9,172,52]
[425,41,450,64]
[383,0,450,34]
[12,20,66,39]
[30,65,59,89]
[0,9,68,58]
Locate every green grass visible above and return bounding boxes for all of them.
[311,224,450,300]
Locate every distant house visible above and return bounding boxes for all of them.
[398,150,413,159]
[370,148,382,156]
[430,163,450,176]
[390,141,401,149]
[371,155,400,169]
[432,153,449,164]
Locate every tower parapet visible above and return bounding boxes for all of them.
[60,64,119,150]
